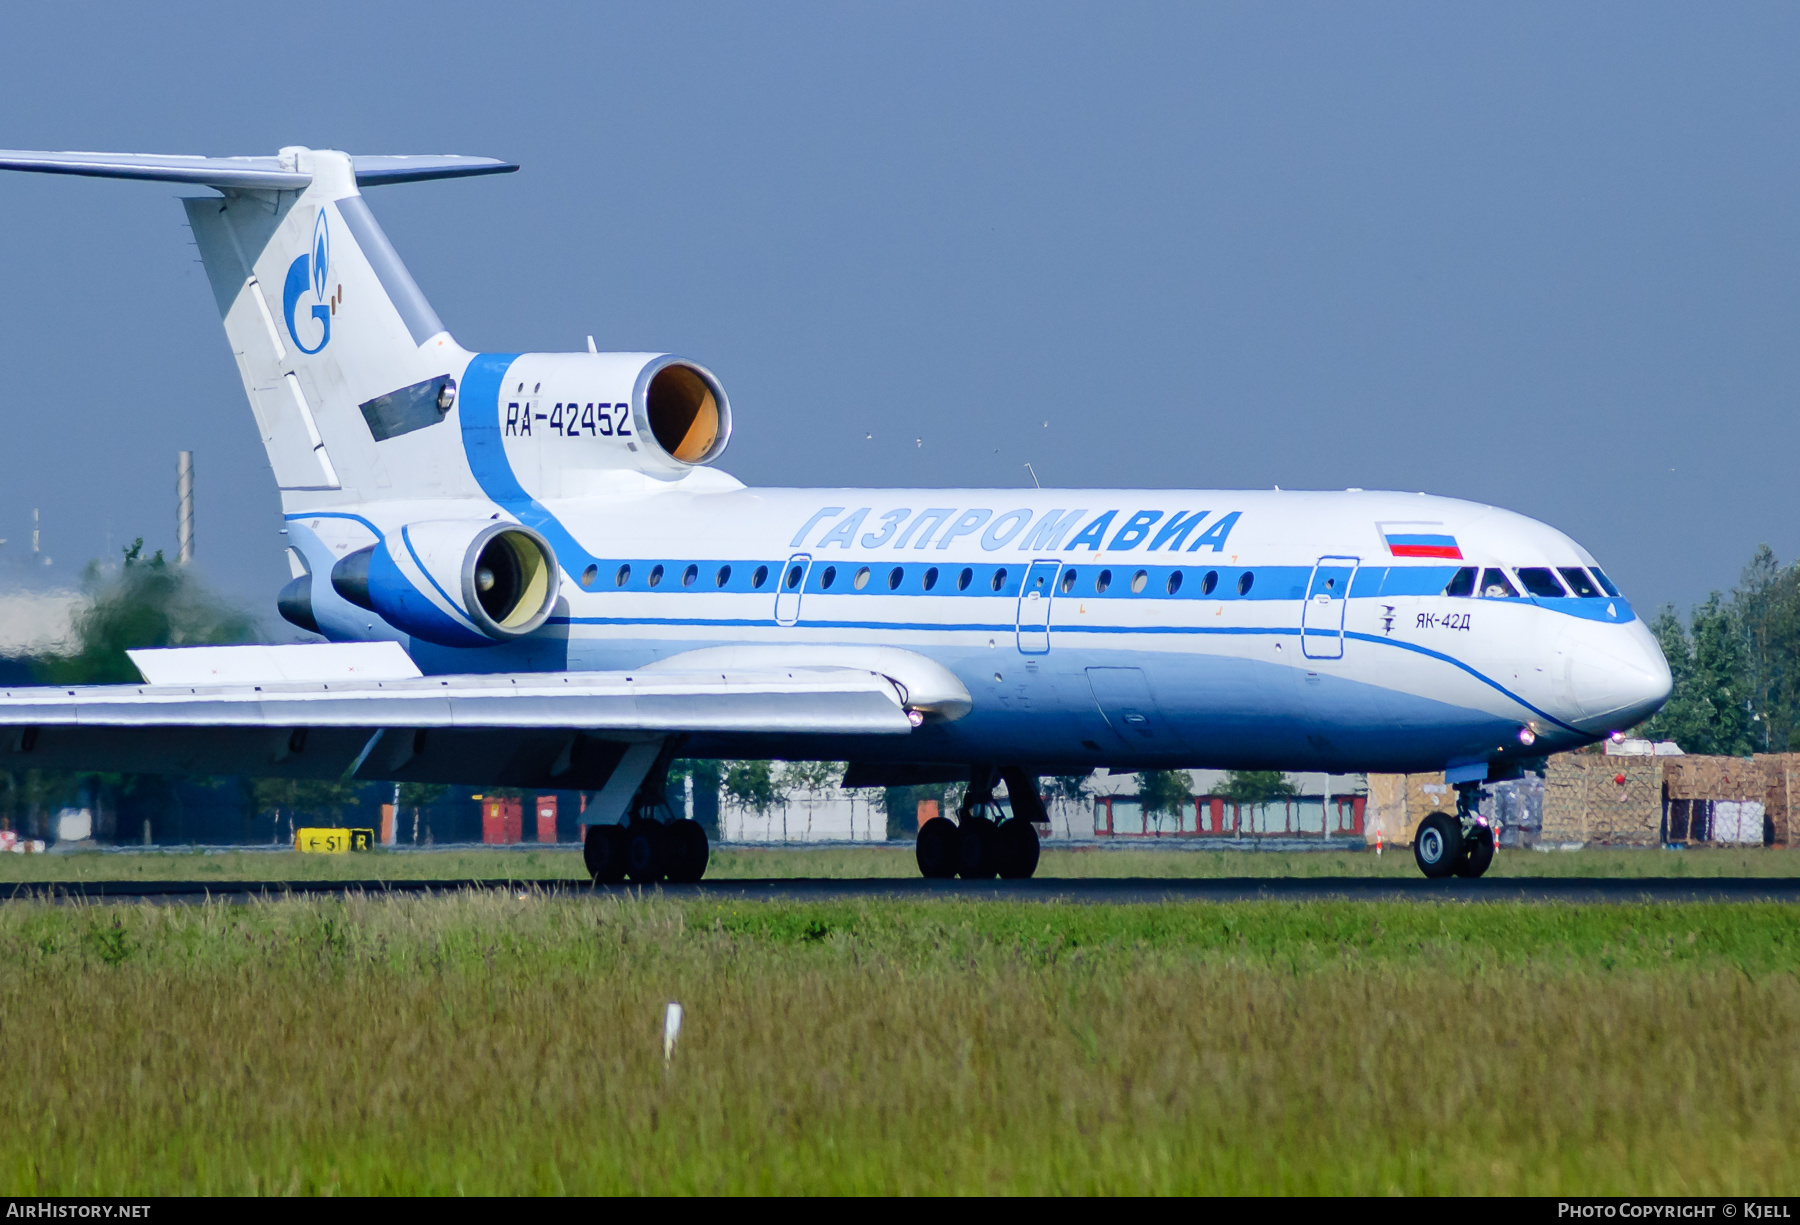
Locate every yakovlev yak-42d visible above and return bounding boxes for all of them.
[0,147,1671,880]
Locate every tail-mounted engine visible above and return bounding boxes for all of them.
[329,521,560,647]
[485,351,731,484]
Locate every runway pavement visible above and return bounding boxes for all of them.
[6,875,1800,904]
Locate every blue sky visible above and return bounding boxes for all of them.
[0,2,1796,620]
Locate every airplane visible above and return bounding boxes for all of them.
[0,146,1671,881]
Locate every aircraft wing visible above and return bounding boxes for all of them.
[0,645,914,790]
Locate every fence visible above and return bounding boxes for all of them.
[1095,793,1363,838]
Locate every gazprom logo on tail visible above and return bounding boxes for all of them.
[282,208,332,354]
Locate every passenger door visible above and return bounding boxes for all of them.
[1015,559,1061,654]
[774,554,812,626]
[1301,556,1359,660]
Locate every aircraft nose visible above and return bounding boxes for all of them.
[1561,618,1673,732]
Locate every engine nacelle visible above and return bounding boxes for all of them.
[332,521,559,648]
[484,352,731,485]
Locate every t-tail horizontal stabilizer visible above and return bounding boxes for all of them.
[0,150,517,189]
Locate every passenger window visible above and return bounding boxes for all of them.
[1237,571,1254,596]
[1590,567,1621,598]
[1201,570,1217,596]
[1060,568,1078,594]
[648,564,664,588]
[1167,570,1183,595]
[820,565,837,590]
[1479,568,1518,598]
[682,564,698,587]
[784,564,803,591]
[922,567,939,591]
[581,565,598,589]
[991,567,1008,592]
[1095,569,1111,594]
[957,567,973,591]
[1516,567,1567,598]
[1444,567,1476,597]
[752,565,768,589]
[1558,567,1599,598]
[716,565,731,588]
[854,566,871,590]
[888,567,904,590]
[616,564,631,587]
[1130,570,1148,594]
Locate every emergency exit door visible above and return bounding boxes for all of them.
[1016,559,1061,654]
[775,554,811,626]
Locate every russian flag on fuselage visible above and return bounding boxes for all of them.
[1383,531,1462,559]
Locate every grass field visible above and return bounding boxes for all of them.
[2,891,1797,1194]
[1,843,1797,883]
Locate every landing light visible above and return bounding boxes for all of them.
[1517,726,1536,747]
[1609,730,1626,744]
[907,709,925,728]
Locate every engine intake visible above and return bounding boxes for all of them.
[646,362,724,463]
[332,521,559,647]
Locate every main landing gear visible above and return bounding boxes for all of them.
[916,766,1043,880]
[584,744,710,885]
[1413,780,1495,879]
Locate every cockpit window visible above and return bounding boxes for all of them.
[1558,567,1601,598]
[1444,567,1476,597]
[1590,567,1621,598]
[1516,567,1567,598]
[1480,568,1519,598]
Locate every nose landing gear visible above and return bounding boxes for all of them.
[1413,780,1495,879]
[914,766,1043,880]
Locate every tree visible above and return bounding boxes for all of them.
[1041,775,1092,804]
[779,760,843,795]
[1639,595,1753,756]
[1136,769,1193,828]
[1220,770,1296,805]
[251,778,372,841]
[2,538,256,842]
[721,760,779,816]
[677,760,723,837]
[36,539,254,685]
[398,782,449,809]
[395,782,448,844]
[1728,546,1800,751]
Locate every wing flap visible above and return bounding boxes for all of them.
[0,667,914,788]
[0,667,912,734]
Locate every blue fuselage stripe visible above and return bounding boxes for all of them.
[459,352,604,573]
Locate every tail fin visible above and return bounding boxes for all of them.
[0,146,516,505]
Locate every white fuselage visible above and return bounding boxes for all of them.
[282,347,1671,777]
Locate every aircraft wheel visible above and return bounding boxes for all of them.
[625,819,668,883]
[1413,811,1462,879]
[666,818,710,883]
[996,817,1040,879]
[1454,823,1495,878]
[916,816,961,879]
[583,822,628,883]
[956,813,1001,879]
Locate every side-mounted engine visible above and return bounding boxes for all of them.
[322,521,560,648]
